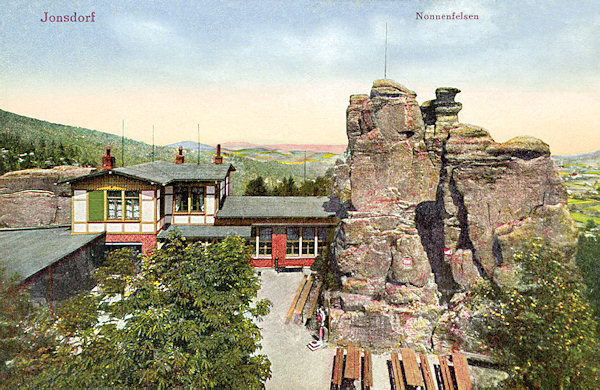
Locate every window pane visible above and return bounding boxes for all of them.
[124,191,140,219]
[260,228,272,242]
[318,228,329,241]
[303,228,315,240]
[302,241,313,255]
[107,190,123,219]
[287,227,299,255]
[259,242,272,255]
[125,198,140,219]
[287,227,299,240]
[174,187,188,212]
[191,187,204,212]
[108,198,122,219]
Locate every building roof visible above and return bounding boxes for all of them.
[0,226,104,282]
[157,224,252,240]
[217,196,337,219]
[61,161,235,186]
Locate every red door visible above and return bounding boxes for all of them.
[271,233,286,268]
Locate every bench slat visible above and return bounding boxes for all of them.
[439,355,453,390]
[344,344,360,380]
[285,275,307,324]
[400,348,424,386]
[419,354,437,390]
[305,280,322,320]
[333,347,345,386]
[391,352,405,390]
[364,349,373,387]
[452,353,472,390]
[294,274,314,318]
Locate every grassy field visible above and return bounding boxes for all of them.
[555,154,600,227]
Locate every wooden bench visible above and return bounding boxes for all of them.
[390,352,405,390]
[363,348,373,389]
[293,274,314,322]
[332,347,345,389]
[452,353,472,390]
[305,280,322,321]
[285,274,307,324]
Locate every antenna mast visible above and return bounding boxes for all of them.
[152,125,155,162]
[384,22,388,79]
[121,120,125,167]
[303,150,306,183]
[197,123,200,165]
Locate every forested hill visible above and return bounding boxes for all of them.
[0,109,337,194]
[0,109,177,174]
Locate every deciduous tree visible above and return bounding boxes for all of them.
[24,235,271,389]
[469,240,600,389]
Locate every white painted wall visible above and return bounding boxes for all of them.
[206,194,215,215]
[124,223,141,233]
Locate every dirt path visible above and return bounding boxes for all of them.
[257,269,334,389]
[256,269,393,390]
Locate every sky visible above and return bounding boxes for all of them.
[1,0,598,155]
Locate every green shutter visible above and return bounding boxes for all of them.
[88,190,105,221]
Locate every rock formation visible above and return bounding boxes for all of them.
[327,80,578,352]
[0,166,94,227]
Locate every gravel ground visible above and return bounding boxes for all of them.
[256,269,393,390]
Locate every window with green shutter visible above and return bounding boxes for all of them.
[88,190,105,221]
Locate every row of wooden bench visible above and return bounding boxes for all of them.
[285,274,322,324]
[331,345,373,389]
[390,349,472,390]
[331,346,472,390]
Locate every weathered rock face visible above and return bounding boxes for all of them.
[328,79,577,352]
[0,166,93,227]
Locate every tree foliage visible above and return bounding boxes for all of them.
[0,268,56,388]
[469,240,600,389]
[576,223,600,326]
[244,175,331,197]
[9,235,271,389]
[244,176,270,196]
[0,132,89,174]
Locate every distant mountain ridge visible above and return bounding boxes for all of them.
[168,141,346,154]
[164,141,215,151]
[557,150,600,160]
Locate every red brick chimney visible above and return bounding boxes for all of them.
[102,147,115,170]
[176,146,185,164]
[214,144,223,164]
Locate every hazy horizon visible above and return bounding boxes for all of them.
[1,0,598,155]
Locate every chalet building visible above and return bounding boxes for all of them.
[61,147,337,268]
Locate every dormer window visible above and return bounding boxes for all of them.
[174,186,205,213]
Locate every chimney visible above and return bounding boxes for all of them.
[176,146,185,164]
[214,144,223,164]
[102,147,115,170]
